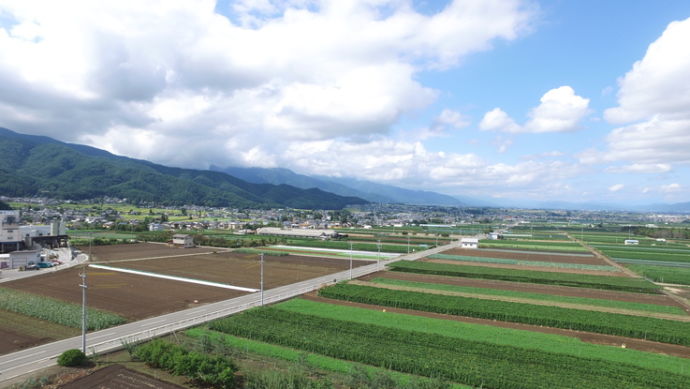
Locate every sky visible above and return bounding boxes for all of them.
[0,0,689,206]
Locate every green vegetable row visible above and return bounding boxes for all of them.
[210,307,690,389]
[318,283,690,346]
[0,287,125,330]
[390,261,660,293]
[428,253,617,271]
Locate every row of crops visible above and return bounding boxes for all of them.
[318,283,690,346]
[208,306,690,389]
[478,239,588,253]
[368,277,687,315]
[389,261,660,293]
[428,253,618,272]
[285,239,415,253]
[625,264,690,285]
[0,287,125,330]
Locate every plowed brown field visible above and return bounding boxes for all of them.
[106,252,373,289]
[3,267,245,320]
[442,248,604,265]
[83,243,222,262]
[59,364,186,389]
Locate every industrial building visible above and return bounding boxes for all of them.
[1,210,69,254]
[257,227,340,240]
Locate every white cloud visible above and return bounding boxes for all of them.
[606,163,672,174]
[480,86,590,133]
[0,0,533,169]
[660,183,681,193]
[609,184,624,192]
[479,108,520,132]
[417,108,470,139]
[598,17,690,168]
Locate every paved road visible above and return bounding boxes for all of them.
[0,241,458,384]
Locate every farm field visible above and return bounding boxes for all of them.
[428,253,617,272]
[205,299,690,388]
[389,261,659,293]
[442,248,602,264]
[362,276,688,315]
[318,283,690,345]
[104,251,374,290]
[59,364,187,389]
[2,267,245,320]
[84,242,223,262]
[263,245,399,260]
[479,239,589,253]
[625,263,690,285]
[0,310,79,354]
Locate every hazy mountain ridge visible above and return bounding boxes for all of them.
[212,165,478,206]
[0,128,367,209]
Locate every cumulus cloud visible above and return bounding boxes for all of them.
[609,184,624,192]
[0,0,532,171]
[480,86,590,133]
[598,17,690,168]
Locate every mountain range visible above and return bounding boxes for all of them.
[0,128,366,209]
[212,166,487,206]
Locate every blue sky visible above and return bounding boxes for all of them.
[0,1,689,206]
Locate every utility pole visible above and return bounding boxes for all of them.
[79,269,88,353]
[377,239,381,269]
[407,235,410,254]
[349,241,353,280]
[260,253,264,306]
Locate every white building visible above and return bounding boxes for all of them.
[460,237,479,249]
[624,239,639,245]
[0,210,21,243]
[6,250,41,269]
[257,227,339,239]
[172,234,195,248]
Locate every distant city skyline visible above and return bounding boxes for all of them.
[0,0,689,205]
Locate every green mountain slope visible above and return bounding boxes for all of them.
[0,128,367,209]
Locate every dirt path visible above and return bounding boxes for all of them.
[364,271,685,308]
[302,294,690,359]
[349,280,690,321]
[424,258,626,277]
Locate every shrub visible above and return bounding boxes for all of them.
[57,349,87,367]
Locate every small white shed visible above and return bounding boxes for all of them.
[460,237,479,249]
[624,239,639,245]
[172,234,195,248]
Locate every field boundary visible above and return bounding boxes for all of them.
[89,264,258,292]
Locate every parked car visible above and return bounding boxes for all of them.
[24,264,40,271]
[37,262,54,268]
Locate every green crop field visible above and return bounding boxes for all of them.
[389,261,660,293]
[186,328,469,389]
[285,239,414,253]
[319,283,690,346]
[428,253,618,272]
[596,248,690,264]
[0,288,125,330]
[368,277,686,315]
[208,305,690,389]
[479,240,588,253]
[625,264,690,285]
[276,299,690,376]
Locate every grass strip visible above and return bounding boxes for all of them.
[0,287,125,330]
[428,253,617,271]
[389,261,660,293]
[318,283,690,346]
[186,328,469,389]
[369,277,686,315]
[277,298,690,377]
[210,307,690,389]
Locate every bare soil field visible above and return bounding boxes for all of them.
[2,267,245,320]
[362,271,685,307]
[0,310,79,355]
[442,248,603,265]
[59,364,186,389]
[303,294,690,359]
[83,243,221,262]
[424,258,626,277]
[0,328,44,355]
[107,252,374,289]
